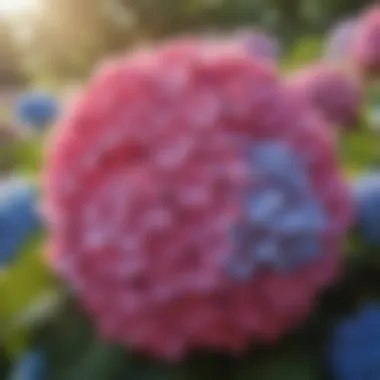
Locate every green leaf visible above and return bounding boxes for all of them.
[282,36,322,72]
[10,135,44,175]
[340,126,378,171]
[0,347,11,379]
[38,298,95,377]
[53,340,127,380]
[233,346,320,380]
[0,233,56,355]
[0,232,53,317]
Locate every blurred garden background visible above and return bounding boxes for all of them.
[1,0,379,174]
[1,0,380,379]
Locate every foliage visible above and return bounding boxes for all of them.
[3,0,378,81]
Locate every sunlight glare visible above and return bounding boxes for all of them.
[0,0,40,16]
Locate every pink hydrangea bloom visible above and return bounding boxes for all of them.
[287,64,362,129]
[43,38,352,360]
[353,5,380,77]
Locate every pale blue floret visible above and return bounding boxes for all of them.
[226,141,327,279]
[275,201,326,234]
[247,189,285,224]
[248,142,309,191]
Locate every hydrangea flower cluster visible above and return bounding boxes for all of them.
[324,19,357,63]
[43,38,352,360]
[15,91,59,130]
[233,29,280,61]
[329,303,380,380]
[0,177,40,266]
[8,349,46,380]
[287,64,362,129]
[353,5,380,78]
[352,172,380,247]
[224,142,327,278]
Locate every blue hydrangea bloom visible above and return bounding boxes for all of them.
[352,172,380,246]
[8,349,46,380]
[15,91,59,129]
[324,19,357,63]
[329,303,380,380]
[0,177,40,266]
[225,141,327,278]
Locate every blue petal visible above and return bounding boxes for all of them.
[274,202,325,235]
[246,189,285,223]
[249,141,309,189]
[252,239,278,264]
[289,234,321,261]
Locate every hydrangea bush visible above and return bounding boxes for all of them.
[6,6,380,379]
